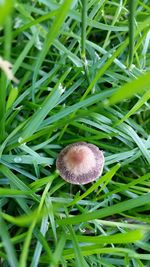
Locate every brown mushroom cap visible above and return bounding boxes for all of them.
[56,142,104,185]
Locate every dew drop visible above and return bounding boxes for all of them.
[14,157,22,163]
[18,137,23,143]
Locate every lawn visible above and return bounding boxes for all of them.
[0,0,150,266]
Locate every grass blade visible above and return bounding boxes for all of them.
[20,69,70,141]
[67,163,120,207]
[0,165,39,202]
[68,225,88,267]
[117,89,150,124]
[128,0,137,66]
[32,0,73,96]
[67,229,145,244]
[0,216,18,267]
[108,71,150,105]
[58,192,150,225]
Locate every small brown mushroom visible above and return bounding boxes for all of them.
[56,142,104,185]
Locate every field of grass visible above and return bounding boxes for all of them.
[0,0,150,266]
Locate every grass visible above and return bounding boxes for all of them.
[0,0,150,266]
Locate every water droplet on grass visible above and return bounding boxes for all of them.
[14,157,22,163]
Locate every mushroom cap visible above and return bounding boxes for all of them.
[56,142,104,185]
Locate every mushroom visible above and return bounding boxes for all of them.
[56,142,104,185]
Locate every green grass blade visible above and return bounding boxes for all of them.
[0,17,12,141]
[32,0,73,96]
[0,165,39,202]
[6,87,18,112]
[119,124,150,164]
[63,246,150,260]
[67,163,120,207]
[107,70,150,105]
[81,0,90,84]
[19,181,52,267]
[42,89,114,127]
[13,33,36,74]
[128,0,137,66]
[0,216,18,267]
[30,216,49,267]
[0,188,32,197]
[117,89,150,124]
[68,225,88,267]
[58,192,150,225]
[20,69,70,141]
[67,229,144,244]
[81,43,128,99]
[81,0,87,59]
[0,0,13,26]
[52,233,67,267]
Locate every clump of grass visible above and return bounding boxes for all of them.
[0,0,150,266]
